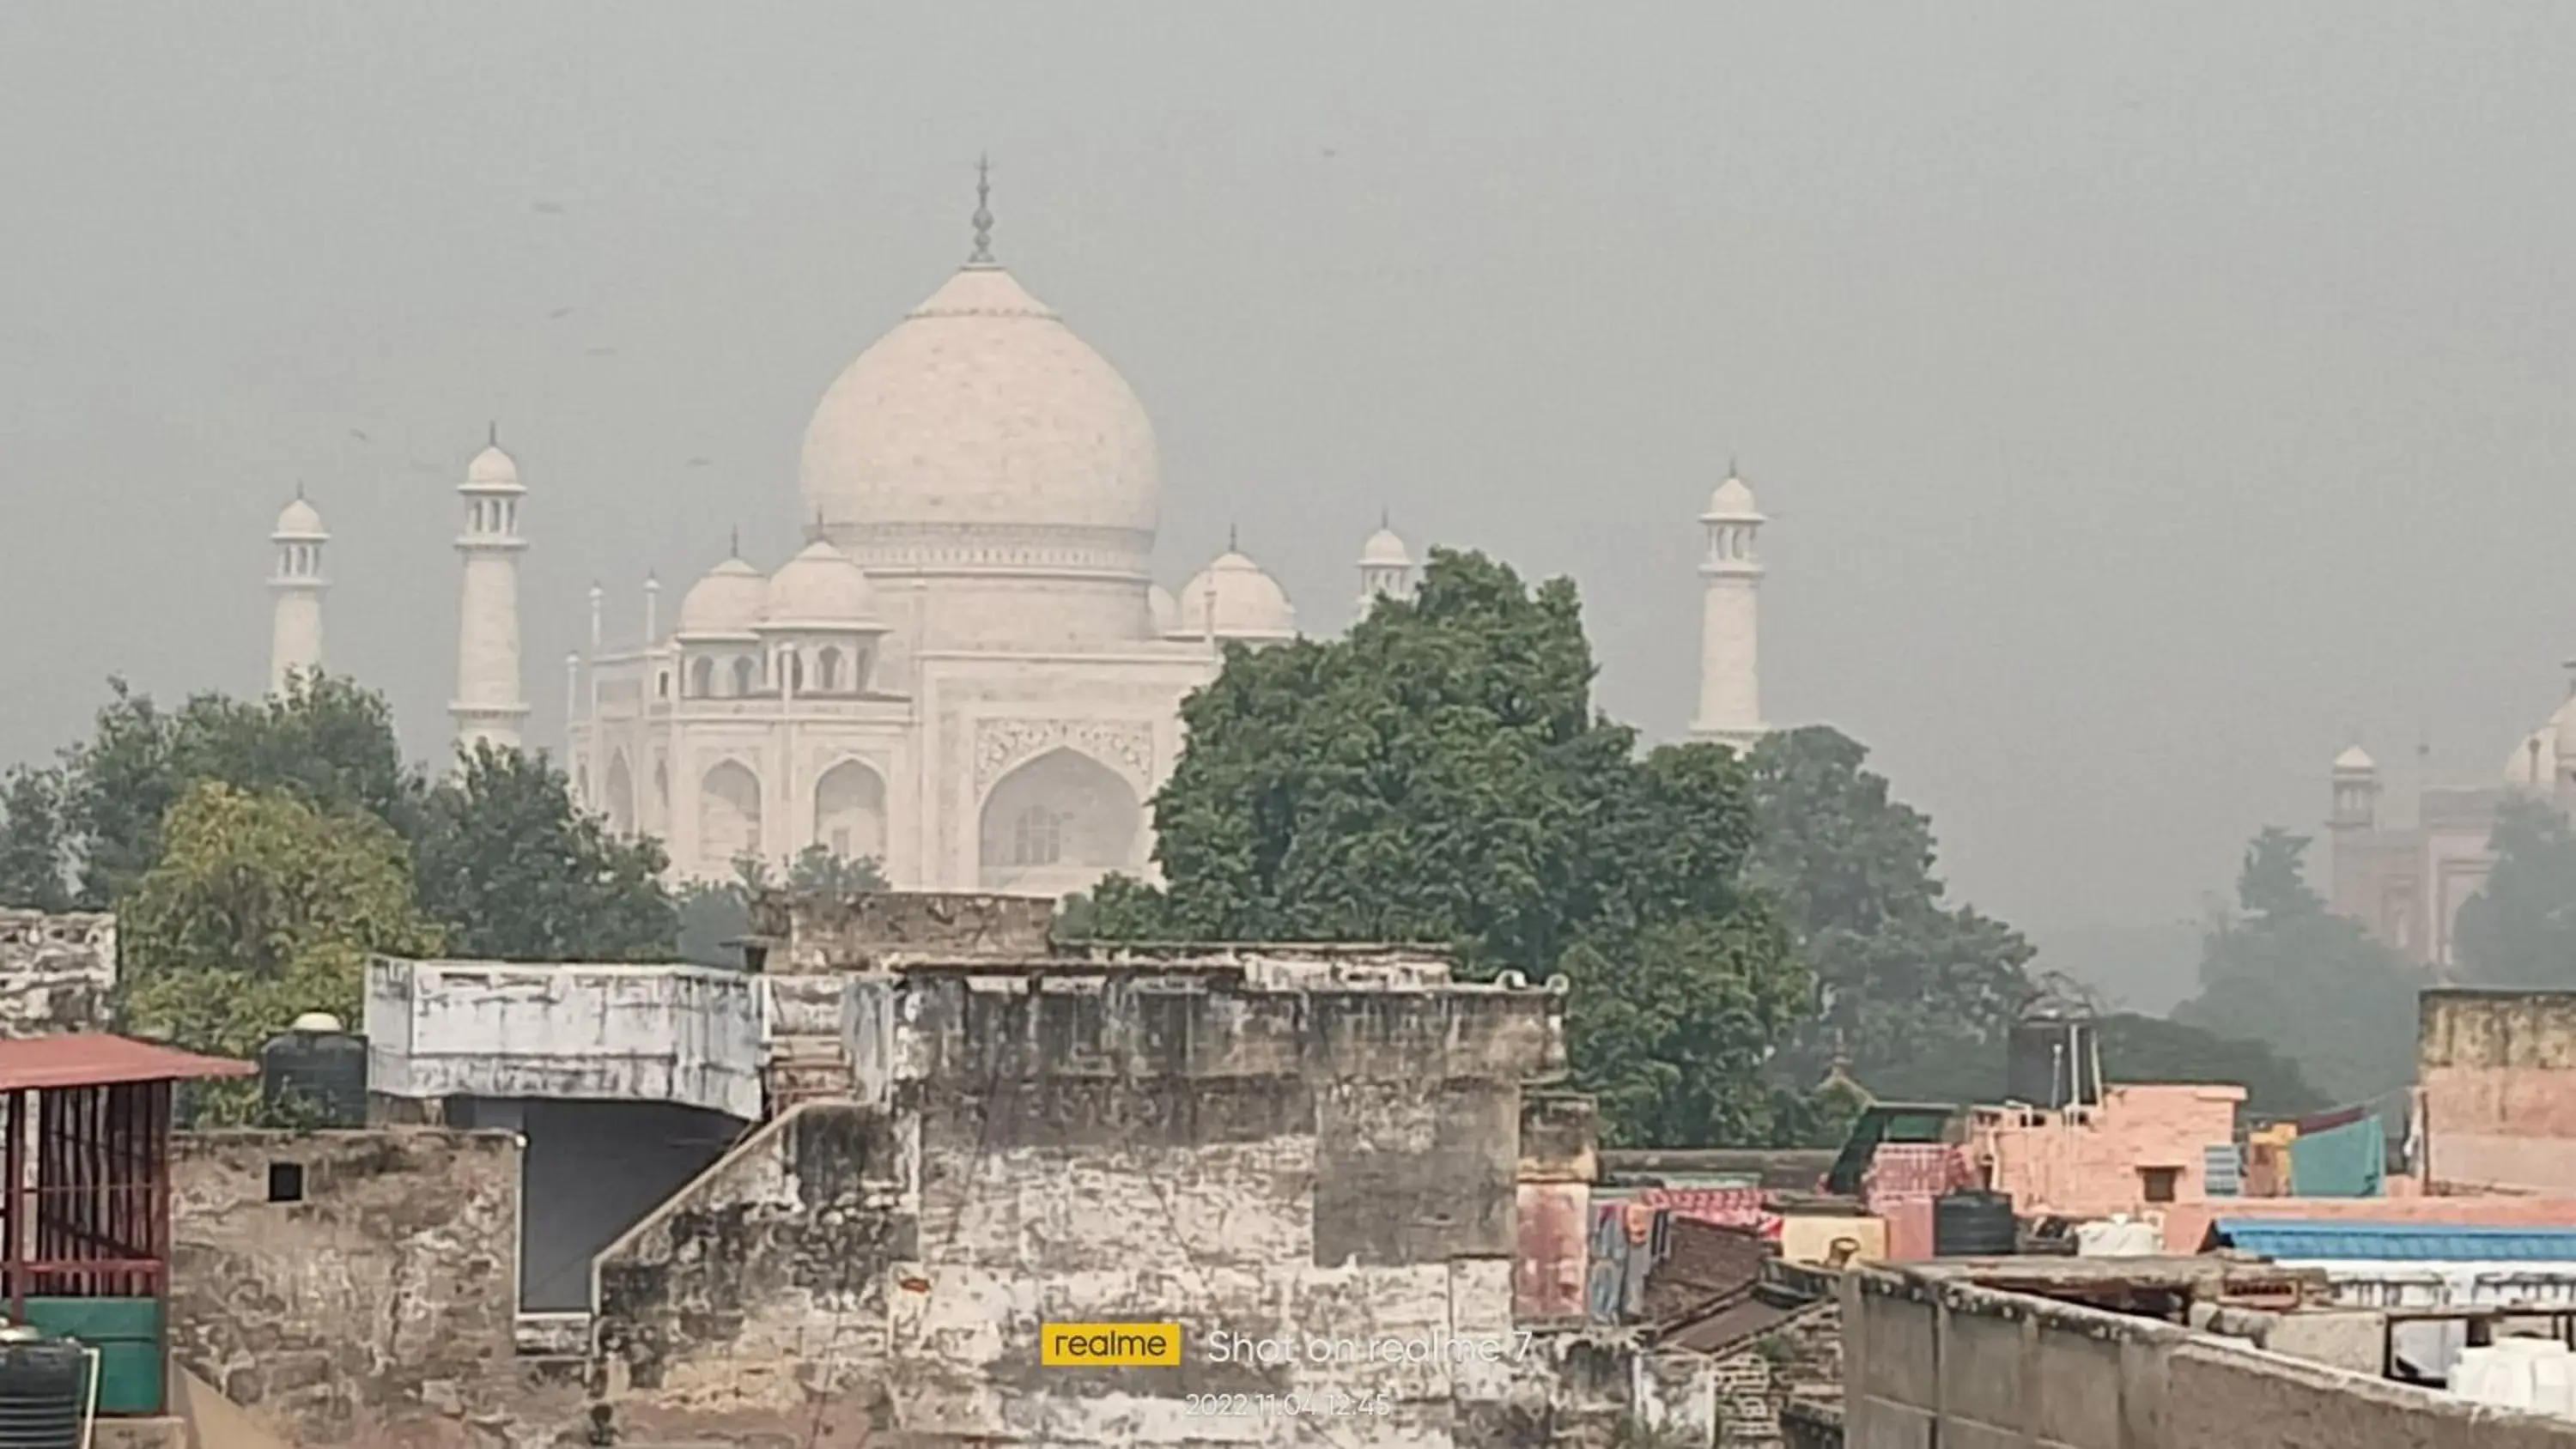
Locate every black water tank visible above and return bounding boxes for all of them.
[2006,1016,2100,1108]
[0,1331,88,1449]
[1933,1191,2020,1258]
[258,1012,368,1127]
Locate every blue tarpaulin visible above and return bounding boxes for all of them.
[2212,1220,2576,1261]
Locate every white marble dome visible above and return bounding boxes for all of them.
[466,444,519,487]
[762,539,881,628]
[798,264,1159,555]
[1708,474,1758,516]
[677,557,767,636]
[1359,526,1411,567]
[1177,550,1297,640]
[273,497,325,537]
[1148,583,1181,636]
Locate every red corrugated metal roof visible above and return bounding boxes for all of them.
[0,1034,253,1092]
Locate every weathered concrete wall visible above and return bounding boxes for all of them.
[2421,989,2576,1194]
[751,888,1057,971]
[0,909,115,1036]
[449,1097,741,1312]
[168,1129,571,1448]
[593,1104,911,1443]
[366,957,762,1119]
[582,946,1674,1446]
[1842,1264,2576,1449]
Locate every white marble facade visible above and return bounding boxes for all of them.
[565,242,1315,892]
[276,196,1777,897]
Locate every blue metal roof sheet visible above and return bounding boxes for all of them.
[2213,1219,2576,1262]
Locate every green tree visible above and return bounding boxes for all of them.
[2456,797,2576,988]
[2172,827,2421,1106]
[1563,916,1810,1146]
[671,848,886,967]
[1741,726,2037,1093]
[2094,1012,2327,1118]
[118,782,443,1120]
[1084,549,1814,1144]
[410,743,677,961]
[58,675,417,906]
[0,766,71,911]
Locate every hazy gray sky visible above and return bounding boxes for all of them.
[2,3,2569,948]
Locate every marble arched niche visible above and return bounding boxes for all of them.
[605,751,635,835]
[698,760,762,867]
[811,758,887,864]
[976,746,1139,891]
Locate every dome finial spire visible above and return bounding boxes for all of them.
[969,153,995,265]
[729,524,740,559]
[806,507,829,544]
[488,420,499,448]
[1228,523,1240,552]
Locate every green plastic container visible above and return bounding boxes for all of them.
[18,1300,159,1415]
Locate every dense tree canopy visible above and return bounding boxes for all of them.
[1741,726,2037,1097]
[2171,827,2421,1107]
[58,676,416,907]
[676,846,888,967]
[1079,549,1819,1145]
[2456,797,2576,988]
[118,782,443,1121]
[412,743,676,961]
[0,767,70,912]
[2093,1012,2328,1118]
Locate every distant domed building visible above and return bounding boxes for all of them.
[264,173,1784,895]
[2326,681,2576,973]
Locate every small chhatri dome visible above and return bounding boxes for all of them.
[761,538,882,627]
[2332,743,2377,773]
[1708,473,1759,516]
[676,556,768,637]
[1359,525,1412,567]
[466,442,520,487]
[273,495,325,537]
[1178,549,1297,640]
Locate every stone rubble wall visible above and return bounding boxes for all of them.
[0,909,115,1037]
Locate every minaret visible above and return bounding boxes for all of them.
[1355,513,1415,624]
[450,427,530,755]
[267,489,329,695]
[1688,466,1767,749]
[2555,660,2576,810]
[2329,744,2381,833]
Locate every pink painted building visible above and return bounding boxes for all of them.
[1968,1083,2245,1219]
[2421,988,2576,1195]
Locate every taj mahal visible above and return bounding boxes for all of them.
[260,181,1774,895]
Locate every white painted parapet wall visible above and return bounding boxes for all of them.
[366,958,763,1121]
